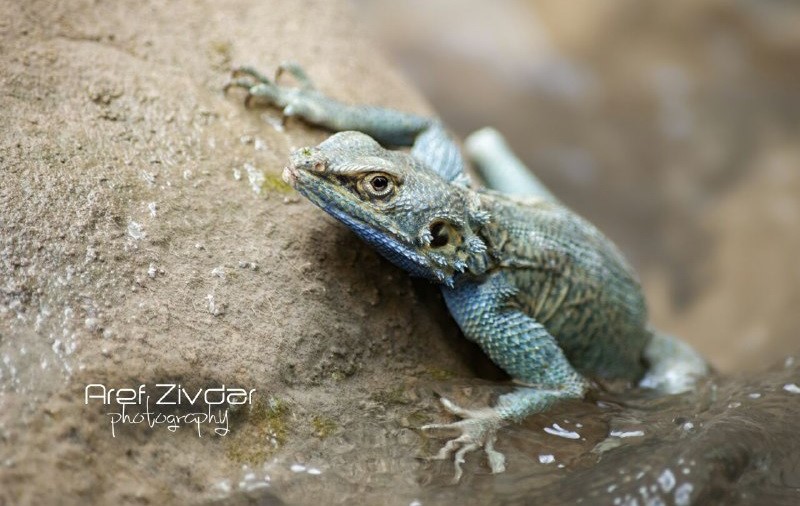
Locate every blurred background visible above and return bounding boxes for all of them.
[356,0,800,373]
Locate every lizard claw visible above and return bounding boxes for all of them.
[224,66,284,109]
[225,64,318,118]
[273,62,316,90]
[223,66,272,95]
[422,397,507,482]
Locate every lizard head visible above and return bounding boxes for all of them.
[283,131,491,286]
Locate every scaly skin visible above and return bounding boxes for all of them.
[226,64,708,481]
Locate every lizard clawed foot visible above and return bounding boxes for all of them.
[224,63,312,96]
[223,66,280,109]
[224,64,316,122]
[422,397,507,482]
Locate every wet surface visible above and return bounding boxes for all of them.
[219,358,800,505]
[2,0,800,504]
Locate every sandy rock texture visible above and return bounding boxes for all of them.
[0,0,477,503]
[4,1,800,505]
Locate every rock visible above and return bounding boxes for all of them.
[0,0,473,503]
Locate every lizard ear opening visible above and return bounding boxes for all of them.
[430,221,460,248]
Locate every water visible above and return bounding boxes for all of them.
[210,357,800,505]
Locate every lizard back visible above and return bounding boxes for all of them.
[477,191,651,382]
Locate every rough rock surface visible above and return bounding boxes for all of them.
[3,1,800,505]
[0,1,478,503]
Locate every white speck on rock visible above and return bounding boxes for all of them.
[610,430,645,438]
[148,263,158,278]
[207,294,226,316]
[127,221,145,240]
[290,463,306,473]
[783,383,800,394]
[263,113,284,132]
[84,317,99,332]
[148,202,157,217]
[233,168,242,180]
[657,469,676,493]
[674,482,693,506]
[538,454,555,464]
[544,423,580,439]
[212,479,232,493]
[245,163,264,194]
[211,266,225,279]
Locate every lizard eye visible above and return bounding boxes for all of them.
[362,173,394,198]
[429,221,450,248]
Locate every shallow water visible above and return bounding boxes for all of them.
[206,355,800,505]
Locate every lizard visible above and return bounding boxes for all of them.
[225,63,709,481]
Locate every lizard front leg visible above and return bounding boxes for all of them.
[225,63,467,183]
[425,273,589,481]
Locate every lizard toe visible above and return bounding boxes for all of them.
[421,407,507,481]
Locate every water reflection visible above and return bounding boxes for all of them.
[215,356,799,504]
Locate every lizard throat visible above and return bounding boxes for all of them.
[321,204,456,285]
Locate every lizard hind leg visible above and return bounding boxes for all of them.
[639,331,709,394]
[465,127,557,201]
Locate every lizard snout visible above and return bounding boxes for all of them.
[282,166,298,186]
[289,146,328,175]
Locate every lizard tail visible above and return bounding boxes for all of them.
[464,127,556,201]
[639,331,710,394]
